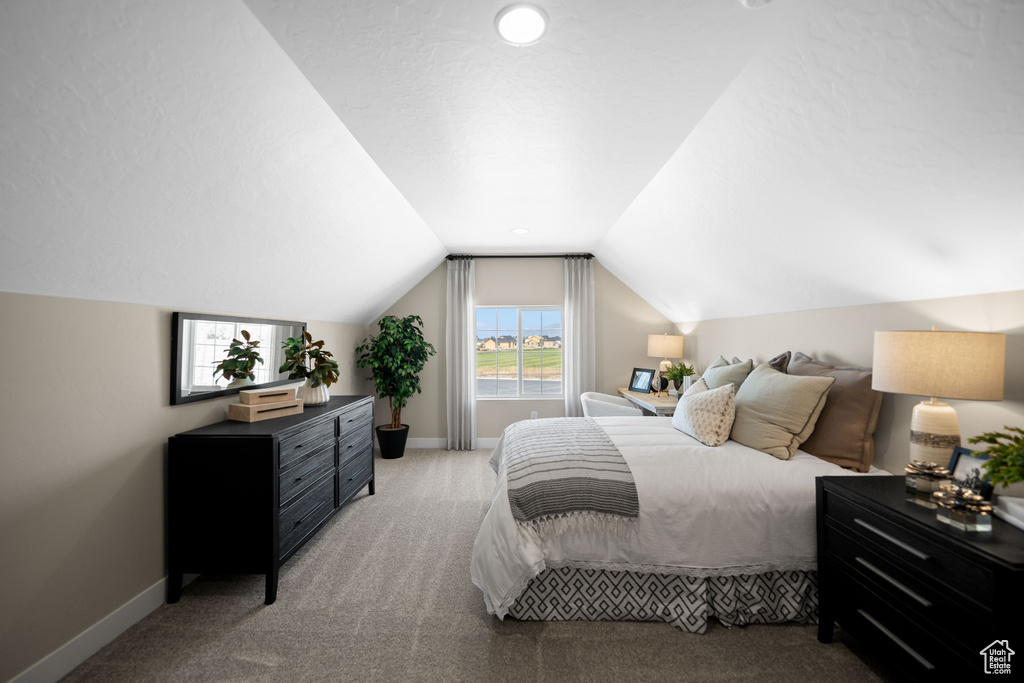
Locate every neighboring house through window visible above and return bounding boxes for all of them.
[476,306,563,397]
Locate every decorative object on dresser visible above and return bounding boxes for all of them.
[647,333,683,393]
[227,385,302,423]
[279,331,340,406]
[871,326,1006,463]
[170,312,305,405]
[817,475,1024,678]
[968,426,1024,491]
[627,367,655,393]
[167,395,374,604]
[356,314,437,459]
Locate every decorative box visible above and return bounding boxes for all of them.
[239,386,298,405]
[228,398,303,423]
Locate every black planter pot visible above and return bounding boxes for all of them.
[376,424,409,459]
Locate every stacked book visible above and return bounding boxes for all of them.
[228,386,303,422]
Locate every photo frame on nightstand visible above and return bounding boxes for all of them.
[948,446,994,500]
[628,367,655,394]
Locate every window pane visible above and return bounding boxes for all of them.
[477,307,497,329]
[542,309,562,329]
[522,310,542,329]
[496,308,517,329]
[476,377,498,397]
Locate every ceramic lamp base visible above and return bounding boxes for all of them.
[909,399,961,464]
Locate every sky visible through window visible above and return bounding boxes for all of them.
[476,307,562,397]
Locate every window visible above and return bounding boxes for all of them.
[476,306,562,398]
[185,319,280,393]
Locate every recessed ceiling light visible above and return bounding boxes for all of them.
[495,5,548,46]
[512,228,530,234]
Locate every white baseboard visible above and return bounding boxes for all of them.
[11,576,193,683]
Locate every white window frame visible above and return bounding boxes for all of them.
[475,304,563,400]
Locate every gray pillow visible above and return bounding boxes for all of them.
[731,363,835,460]
[704,356,753,391]
[787,352,882,472]
[732,353,790,373]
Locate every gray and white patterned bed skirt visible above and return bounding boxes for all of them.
[507,566,818,633]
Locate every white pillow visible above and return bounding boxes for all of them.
[671,379,736,447]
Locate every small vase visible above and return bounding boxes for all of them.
[297,378,330,406]
[227,377,254,389]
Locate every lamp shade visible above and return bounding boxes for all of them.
[647,334,684,359]
[871,330,1005,400]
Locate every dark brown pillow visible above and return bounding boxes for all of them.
[786,352,882,472]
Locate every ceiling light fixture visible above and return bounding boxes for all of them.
[495,5,548,46]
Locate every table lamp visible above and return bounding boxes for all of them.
[648,333,684,393]
[872,326,1005,463]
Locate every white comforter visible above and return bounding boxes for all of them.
[471,416,885,618]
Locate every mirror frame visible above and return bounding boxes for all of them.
[170,311,307,405]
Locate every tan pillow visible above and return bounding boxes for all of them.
[672,380,735,447]
[787,352,882,472]
[703,356,753,391]
[731,363,835,460]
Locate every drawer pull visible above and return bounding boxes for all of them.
[854,557,932,607]
[857,609,934,670]
[854,518,930,561]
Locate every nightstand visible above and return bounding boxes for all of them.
[817,475,1024,678]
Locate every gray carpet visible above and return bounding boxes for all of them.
[62,448,894,682]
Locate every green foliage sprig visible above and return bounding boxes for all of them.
[279,331,340,389]
[663,362,695,382]
[356,315,436,430]
[969,427,1024,489]
[213,330,263,382]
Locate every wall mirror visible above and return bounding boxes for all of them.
[171,312,306,405]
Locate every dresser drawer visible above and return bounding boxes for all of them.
[279,441,335,506]
[338,448,372,505]
[279,471,335,558]
[279,418,335,469]
[338,427,373,468]
[337,401,372,439]
[825,492,992,603]
[835,576,975,676]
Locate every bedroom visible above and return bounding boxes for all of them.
[1,0,1023,681]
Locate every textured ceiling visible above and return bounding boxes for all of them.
[1,0,1023,324]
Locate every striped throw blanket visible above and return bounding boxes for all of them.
[502,417,639,543]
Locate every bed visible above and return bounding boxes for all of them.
[471,355,886,632]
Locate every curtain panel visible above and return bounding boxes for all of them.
[563,257,596,417]
[446,258,477,450]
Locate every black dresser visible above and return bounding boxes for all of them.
[817,475,1024,678]
[168,395,374,604]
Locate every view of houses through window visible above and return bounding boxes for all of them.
[476,306,562,397]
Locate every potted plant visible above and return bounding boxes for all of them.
[213,330,263,388]
[279,331,340,406]
[356,315,436,459]
[664,361,696,392]
[970,427,1024,489]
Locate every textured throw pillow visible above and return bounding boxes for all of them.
[787,352,882,472]
[731,363,835,460]
[734,353,790,373]
[672,381,735,447]
[703,356,754,391]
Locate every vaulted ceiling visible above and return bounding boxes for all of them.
[2,0,1022,324]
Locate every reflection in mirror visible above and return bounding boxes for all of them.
[171,312,306,405]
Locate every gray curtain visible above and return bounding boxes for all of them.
[446,258,477,450]
[563,257,596,417]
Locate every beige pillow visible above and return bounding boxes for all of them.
[703,356,753,391]
[672,380,735,447]
[787,352,882,472]
[731,363,835,460]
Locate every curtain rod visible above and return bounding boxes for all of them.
[446,253,593,260]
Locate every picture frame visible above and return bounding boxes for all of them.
[628,367,656,394]
[948,446,994,500]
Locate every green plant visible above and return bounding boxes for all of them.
[663,362,695,382]
[279,331,340,389]
[969,427,1024,488]
[213,330,263,382]
[356,315,436,430]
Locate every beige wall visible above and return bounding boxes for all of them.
[374,258,674,440]
[676,290,1024,473]
[0,291,366,682]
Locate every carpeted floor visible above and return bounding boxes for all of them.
[62,448,896,682]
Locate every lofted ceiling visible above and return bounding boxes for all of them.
[1,0,1023,325]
